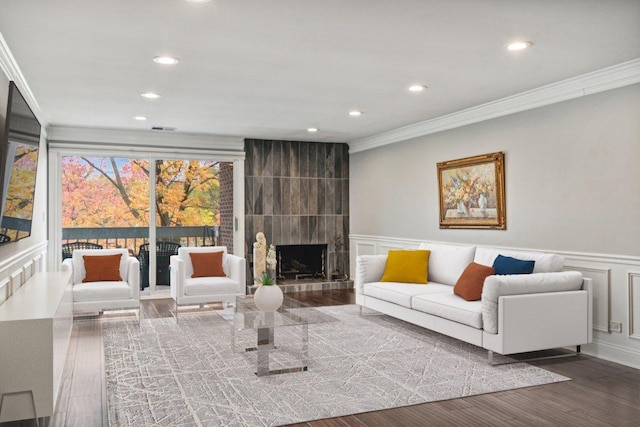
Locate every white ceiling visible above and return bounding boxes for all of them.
[1,0,639,144]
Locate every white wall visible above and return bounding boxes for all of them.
[349,83,640,368]
[0,69,48,284]
[350,84,640,256]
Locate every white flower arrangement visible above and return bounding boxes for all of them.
[266,244,277,269]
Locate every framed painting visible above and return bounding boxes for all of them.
[437,152,506,229]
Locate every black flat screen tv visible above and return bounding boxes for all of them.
[0,81,41,245]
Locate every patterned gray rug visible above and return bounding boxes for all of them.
[103,305,569,426]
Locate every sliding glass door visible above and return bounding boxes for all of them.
[59,154,236,295]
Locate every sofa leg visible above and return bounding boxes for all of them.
[359,305,363,316]
[488,347,582,365]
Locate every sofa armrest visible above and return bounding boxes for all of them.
[355,255,387,294]
[170,255,184,300]
[226,254,247,295]
[61,258,73,274]
[126,256,140,301]
[482,271,584,334]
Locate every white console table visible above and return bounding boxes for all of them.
[0,270,73,424]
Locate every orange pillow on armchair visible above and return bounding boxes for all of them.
[82,254,123,283]
[189,251,226,278]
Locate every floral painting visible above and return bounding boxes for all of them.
[437,152,506,229]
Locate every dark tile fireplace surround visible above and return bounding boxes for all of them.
[245,138,350,291]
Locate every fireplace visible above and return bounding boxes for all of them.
[276,244,327,281]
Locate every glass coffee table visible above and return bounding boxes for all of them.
[233,294,336,376]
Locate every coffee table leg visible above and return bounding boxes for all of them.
[256,325,274,376]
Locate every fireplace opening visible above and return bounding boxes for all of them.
[276,244,327,281]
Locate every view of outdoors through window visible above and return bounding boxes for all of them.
[61,156,227,289]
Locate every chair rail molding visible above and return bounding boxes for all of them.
[348,59,640,154]
[349,234,640,369]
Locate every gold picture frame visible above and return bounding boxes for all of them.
[437,152,506,229]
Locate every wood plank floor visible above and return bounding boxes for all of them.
[2,289,638,426]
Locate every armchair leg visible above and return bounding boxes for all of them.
[175,299,179,323]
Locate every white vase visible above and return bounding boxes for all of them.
[254,284,283,312]
[478,194,487,211]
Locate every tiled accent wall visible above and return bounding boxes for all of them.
[245,139,349,285]
[218,162,234,250]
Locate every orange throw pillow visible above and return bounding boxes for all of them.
[82,254,123,283]
[190,251,226,278]
[453,262,495,301]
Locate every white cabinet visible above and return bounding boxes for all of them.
[0,270,73,423]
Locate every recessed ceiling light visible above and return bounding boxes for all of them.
[133,116,148,121]
[141,92,161,99]
[307,128,318,133]
[348,110,363,116]
[507,41,533,51]
[153,56,180,65]
[409,85,427,92]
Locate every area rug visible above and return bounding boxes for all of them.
[103,304,569,426]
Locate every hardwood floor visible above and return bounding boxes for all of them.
[2,289,638,426]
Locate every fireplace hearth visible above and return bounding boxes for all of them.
[276,244,327,281]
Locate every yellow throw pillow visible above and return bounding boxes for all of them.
[380,250,430,284]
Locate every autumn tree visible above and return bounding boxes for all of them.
[61,157,220,228]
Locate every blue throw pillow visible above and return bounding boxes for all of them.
[492,254,535,275]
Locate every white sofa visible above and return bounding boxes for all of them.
[356,243,593,359]
[61,248,140,316]
[169,246,246,311]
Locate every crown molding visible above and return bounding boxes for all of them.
[349,59,640,154]
[0,32,46,126]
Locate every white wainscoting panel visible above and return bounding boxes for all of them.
[563,265,611,332]
[9,270,23,295]
[379,242,411,253]
[629,271,640,340]
[0,279,9,306]
[22,260,34,281]
[354,242,376,258]
[32,254,43,273]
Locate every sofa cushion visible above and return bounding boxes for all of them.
[364,282,452,308]
[189,251,226,278]
[73,281,132,302]
[412,293,483,329]
[454,262,495,301]
[82,254,122,283]
[380,250,430,284]
[492,255,535,275]
[184,277,240,296]
[482,271,584,334]
[418,243,476,286]
[474,247,563,273]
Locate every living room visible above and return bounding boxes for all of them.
[0,1,639,426]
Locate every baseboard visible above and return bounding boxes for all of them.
[582,340,640,370]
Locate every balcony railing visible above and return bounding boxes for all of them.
[62,226,219,255]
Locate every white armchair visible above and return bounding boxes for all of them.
[61,248,140,317]
[170,246,246,315]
